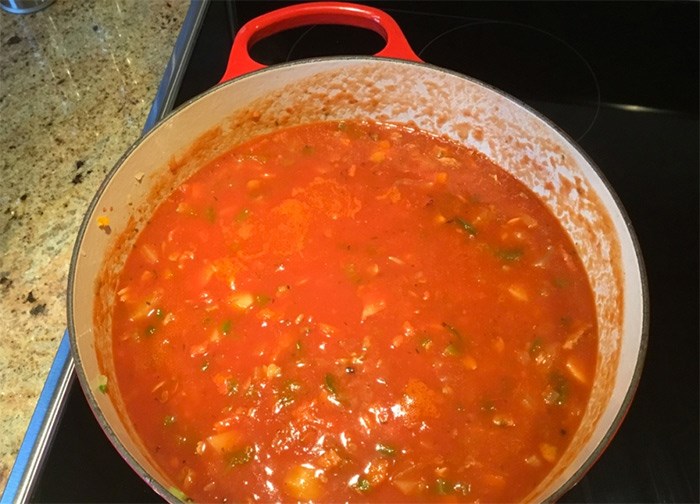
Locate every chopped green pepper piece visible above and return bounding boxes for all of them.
[163,415,176,426]
[168,486,190,501]
[544,372,570,406]
[443,343,462,357]
[221,319,232,336]
[227,445,254,467]
[455,217,477,236]
[97,375,109,394]
[324,373,338,396]
[434,478,470,496]
[496,247,524,262]
[442,322,465,356]
[375,442,396,457]
[435,478,455,495]
[355,476,371,492]
[145,325,156,336]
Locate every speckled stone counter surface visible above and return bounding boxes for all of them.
[0,0,188,492]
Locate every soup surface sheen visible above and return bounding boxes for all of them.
[110,120,597,502]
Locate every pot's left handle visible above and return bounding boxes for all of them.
[220,2,422,83]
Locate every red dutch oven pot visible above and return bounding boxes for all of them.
[68,3,648,502]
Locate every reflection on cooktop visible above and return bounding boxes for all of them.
[258,18,601,141]
[418,21,600,141]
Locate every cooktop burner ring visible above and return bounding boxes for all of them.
[417,19,602,142]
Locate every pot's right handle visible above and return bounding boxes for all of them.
[220,2,422,83]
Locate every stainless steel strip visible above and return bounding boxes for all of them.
[145,0,211,130]
[1,333,73,503]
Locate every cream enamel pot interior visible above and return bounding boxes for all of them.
[68,3,648,502]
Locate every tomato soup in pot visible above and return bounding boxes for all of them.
[70,7,647,494]
[109,120,598,502]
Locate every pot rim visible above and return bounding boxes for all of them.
[67,55,649,503]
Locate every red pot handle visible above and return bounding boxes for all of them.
[220,2,422,83]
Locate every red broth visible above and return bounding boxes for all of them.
[109,120,597,502]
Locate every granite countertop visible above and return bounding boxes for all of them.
[0,0,189,492]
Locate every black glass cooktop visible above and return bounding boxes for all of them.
[26,1,699,502]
